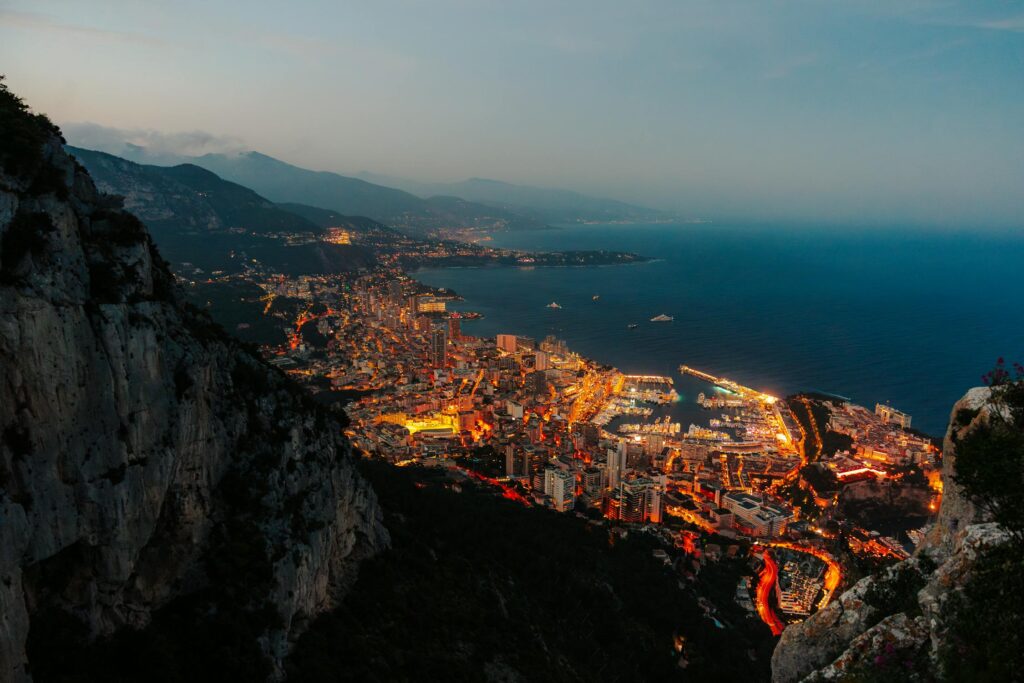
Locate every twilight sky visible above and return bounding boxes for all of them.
[2,0,1023,227]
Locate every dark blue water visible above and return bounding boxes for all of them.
[414,224,1024,435]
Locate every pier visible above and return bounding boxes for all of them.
[679,365,719,384]
[623,374,674,385]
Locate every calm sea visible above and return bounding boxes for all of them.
[414,223,1024,435]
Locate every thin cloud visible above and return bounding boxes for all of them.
[0,8,166,46]
[973,15,1024,32]
[63,122,246,159]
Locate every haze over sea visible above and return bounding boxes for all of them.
[414,223,1024,436]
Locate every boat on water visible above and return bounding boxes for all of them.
[592,295,600,301]
[628,323,639,329]
[546,302,562,309]
[650,313,674,322]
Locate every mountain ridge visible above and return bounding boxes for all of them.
[67,146,377,276]
[354,171,674,224]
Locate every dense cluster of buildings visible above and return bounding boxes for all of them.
[181,250,940,634]
[827,401,934,470]
[256,274,817,539]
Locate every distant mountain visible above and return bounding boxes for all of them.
[192,152,548,236]
[67,147,374,274]
[68,147,321,235]
[355,172,673,224]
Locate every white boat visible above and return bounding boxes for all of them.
[650,313,674,322]
[592,295,600,301]
[546,302,562,309]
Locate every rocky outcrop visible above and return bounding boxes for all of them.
[1,95,387,681]
[771,389,1004,682]
[925,386,991,551]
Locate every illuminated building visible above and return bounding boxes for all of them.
[875,403,912,429]
[506,401,524,419]
[647,484,663,523]
[528,370,548,396]
[582,467,604,496]
[505,445,530,477]
[544,467,576,512]
[378,412,457,437]
[515,336,536,352]
[448,317,461,341]
[496,334,517,353]
[607,441,627,489]
[722,491,794,537]
[458,411,478,432]
[324,227,352,244]
[613,476,655,523]
[540,335,568,356]
[430,328,447,367]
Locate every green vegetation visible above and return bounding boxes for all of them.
[90,209,149,246]
[1,210,55,282]
[0,75,61,178]
[821,430,853,457]
[777,478,820,519]
[286,460,774,681]
[862,557,935,627]
[938,360,1024,680]
[939,542,1023,682]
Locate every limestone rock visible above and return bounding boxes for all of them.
[771,388,1010,683]
[1,118,387,681]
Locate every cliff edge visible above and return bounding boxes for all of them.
[771,386,1012,682]
[0,81,387,681]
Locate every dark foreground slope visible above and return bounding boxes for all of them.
[288,462,775,682]
[3,81,767,682]
[0,80,387,682]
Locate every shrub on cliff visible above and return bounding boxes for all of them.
[939,359,1024,680]
[0,75,61,177]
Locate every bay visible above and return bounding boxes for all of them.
[414,223,1024,435]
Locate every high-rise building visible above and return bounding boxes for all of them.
[540,335,568,356]
[647,483,663,523]
[624,439,647,469]
[516,336,536,352]
[388,280,403,303]
[609,475,661,523]
[615,477,651,523]
[528,370,548,396]
[607,441,627,489]
[448,317,461,341]
[544,467,576,512]
[505,445,530,477]
[496,334,517,353]
[582,467,604,497]
[534,350,550,371]
[430,328,447,367]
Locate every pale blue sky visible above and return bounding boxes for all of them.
[2,0,1023,226]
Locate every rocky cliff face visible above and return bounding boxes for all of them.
[0,96,387,681]
[771,388,1005,682]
